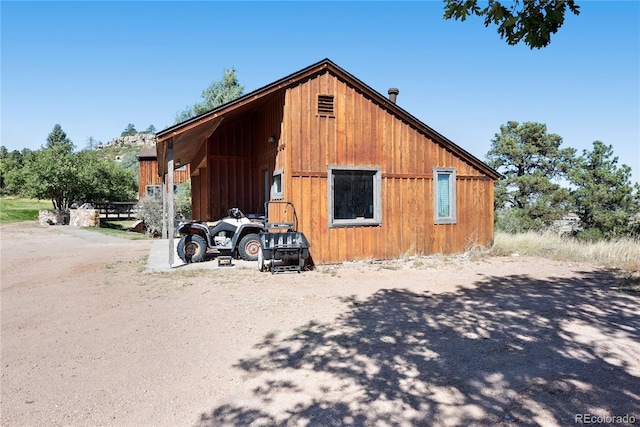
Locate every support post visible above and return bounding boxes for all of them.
[167,140,175,267]
[162,175,167,239]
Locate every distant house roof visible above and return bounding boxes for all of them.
[137,147,157,160]
[156,58,500,180]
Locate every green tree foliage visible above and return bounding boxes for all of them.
[74,150,137,205]
[121,123,138,137]
[23,126,77,210]
[0,147,30,195]
[486,121,575,232]
[443,0,580,49]
[175,67,244,123]
[119,152,140,182]
[175,180,192,220]
[85,136,101,149]
[569,141,640,239]
[22,125,136,210]
[46,124,74,149]
[144,124,157,134]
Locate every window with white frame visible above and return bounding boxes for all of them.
[433,168,456,224]
[328,166,381,227]
[271,169,283,200]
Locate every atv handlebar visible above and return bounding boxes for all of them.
[228,207,244,219]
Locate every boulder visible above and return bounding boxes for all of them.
[38,210,69,226]
[69,208,100,227]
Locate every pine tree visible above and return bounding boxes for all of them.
[569,141,640,239]
[175,67,244,123]
[486,121,575,231]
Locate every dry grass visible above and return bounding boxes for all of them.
[491,231,640,273]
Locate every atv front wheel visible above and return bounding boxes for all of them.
[177,234,207,263]
[238,233,261,261]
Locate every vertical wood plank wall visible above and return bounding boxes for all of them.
[203,93,285,220]
[205,117,256,219]
[194,69,495,262]
[281,71,495,264]
[138,159,190,198]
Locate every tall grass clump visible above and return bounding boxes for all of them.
[492,231,640,273]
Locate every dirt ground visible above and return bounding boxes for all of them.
[1,221,639,427]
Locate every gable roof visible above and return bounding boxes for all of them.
[137,146,157,160]
[156,58,499,179]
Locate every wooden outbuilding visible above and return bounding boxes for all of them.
[137,146,190,199]
[156,59,499,264]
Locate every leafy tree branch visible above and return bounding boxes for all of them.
[443,0,580,49]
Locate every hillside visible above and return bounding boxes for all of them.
[94,133,156,163]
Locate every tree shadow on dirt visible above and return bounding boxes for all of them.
[196,269,640,426]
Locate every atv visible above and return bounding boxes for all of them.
[176,208,265,263]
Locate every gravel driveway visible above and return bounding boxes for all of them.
[1,222,638,426]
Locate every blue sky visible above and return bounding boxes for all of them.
[2,1,639,182]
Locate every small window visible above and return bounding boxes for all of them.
[176,165,187,171]
[328,166,381,227]
[146,184,181,198]
[318,95,334,116]
[434,168,456,224]
[146,184,163,198]
[271,169,283,200]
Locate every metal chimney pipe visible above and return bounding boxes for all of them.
[388,88,399,104]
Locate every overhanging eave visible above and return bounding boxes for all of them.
[156,115,224,176]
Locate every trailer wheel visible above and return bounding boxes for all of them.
[238,233,260,261]
[178,234,207,263]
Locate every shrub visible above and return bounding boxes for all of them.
[136,196,163,237]
[136,180,192,237]
[175,180,192,220]
[495,208,542,233]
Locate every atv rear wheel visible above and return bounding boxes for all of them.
[238,233,260,261]
[177,234,207,263]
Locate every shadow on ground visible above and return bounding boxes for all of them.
[196,269,640,426]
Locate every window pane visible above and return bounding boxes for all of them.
[333,171,374,220]
[271,171,283,199]
[273,174,282,194]
[437,173,450,218]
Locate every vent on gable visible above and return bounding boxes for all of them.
[318,95,334,116]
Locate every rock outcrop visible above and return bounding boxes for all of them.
[97,133,156,149]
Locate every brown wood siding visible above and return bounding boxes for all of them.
[257,92,285,212]
[289,174,494,263]
[138,159,190,198]
[190,68,494,261]
[191,171,201,220]
[206,118,255,219]
[202,93,285,220]
[282,70,494,263]
[191,139,209,220]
